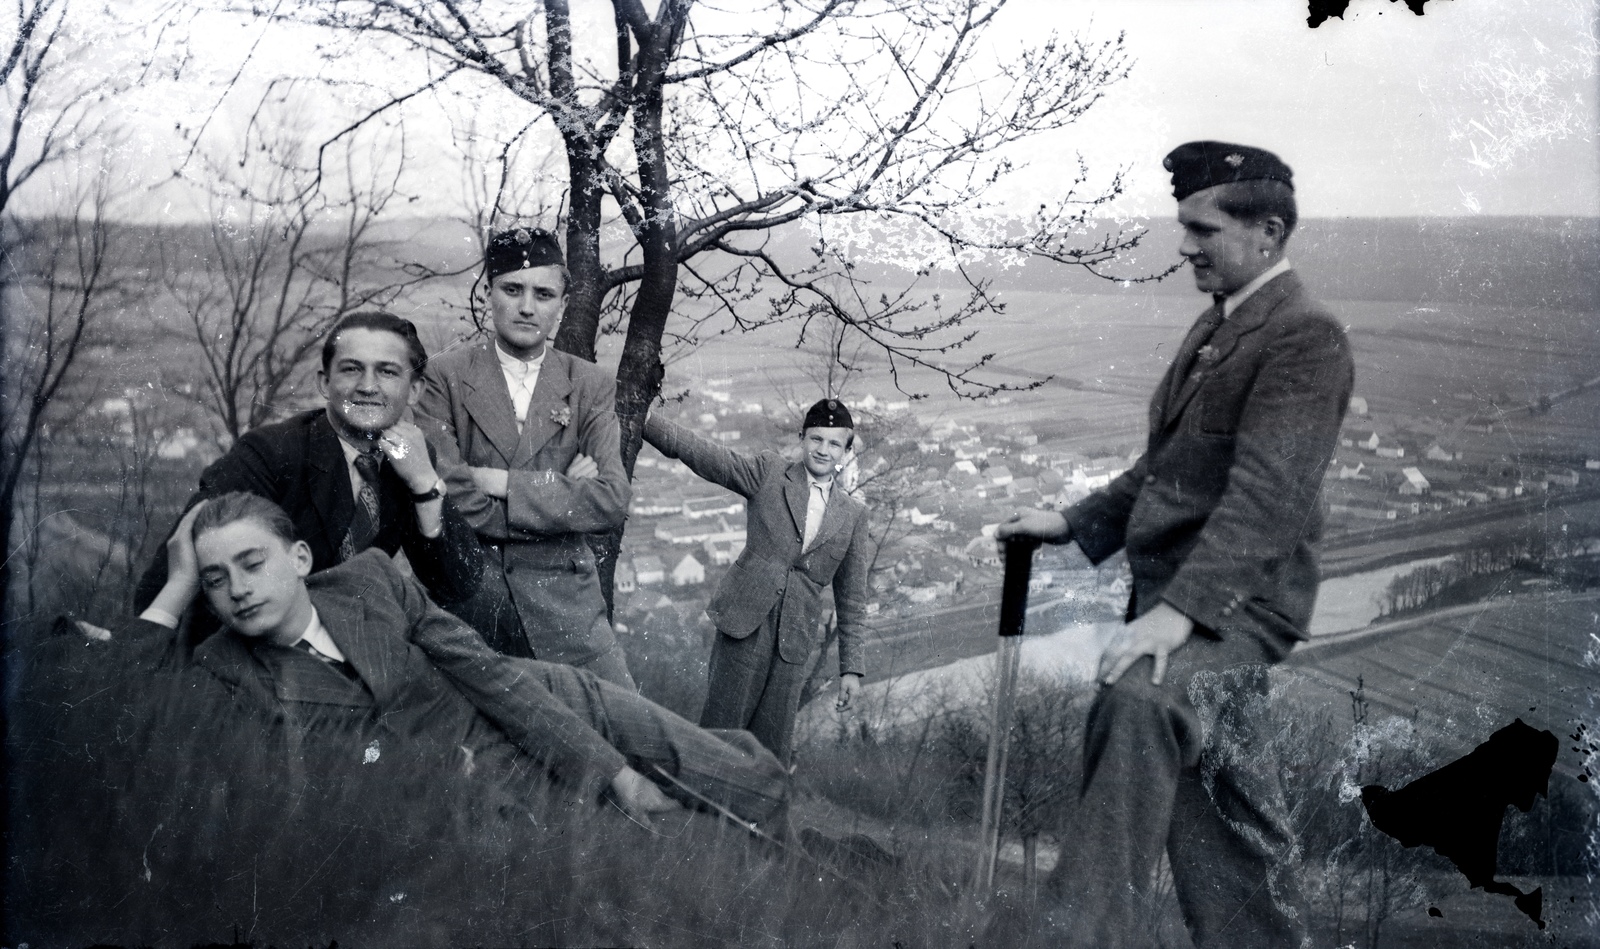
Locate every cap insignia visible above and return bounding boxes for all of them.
[1224,153,1245,167]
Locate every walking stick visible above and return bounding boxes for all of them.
[976,535,1040,892]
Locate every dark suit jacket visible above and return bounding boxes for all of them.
[138,549,628,803]
[643,417,873,676]
[135,410,484,620]
[417,342,629,664]
[1066,270,1353,654]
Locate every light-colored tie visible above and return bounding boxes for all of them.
[802,483,827,550]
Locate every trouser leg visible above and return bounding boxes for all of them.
[1167,663,1308,949]
[699,613,777,733]
[1042,632,1295,949]
[744,650,810,766]
[1044,655,1194,949]
[533,662,789,825]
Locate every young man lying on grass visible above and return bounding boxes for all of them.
[135,490,789,830]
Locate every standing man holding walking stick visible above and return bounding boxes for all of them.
[997,142,1352,948]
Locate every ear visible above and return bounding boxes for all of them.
[1259,215,1287,250]
[406,374,425,407]
[291,540,314,579]
[315,369,331,402]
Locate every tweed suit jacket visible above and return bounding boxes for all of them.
[417,342,630,664]
[643,416,873,676]
[1066,270,1353,654]
[134,410,484,618]
[169,549,629,803]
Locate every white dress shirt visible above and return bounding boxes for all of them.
[496,340,548,432]
[1221,258,1292,319]
[802,473,833,551]
[293,608,348,663]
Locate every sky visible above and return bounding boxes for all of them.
[983,0,1599,217]
[35,0,1600,222]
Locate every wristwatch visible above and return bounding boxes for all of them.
[411,478,446,503]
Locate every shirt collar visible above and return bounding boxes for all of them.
[334,431,382,467]
[292,607,347,663]
[495,339,548,375]
[807,472,834,499]
[1221,257,1292,319]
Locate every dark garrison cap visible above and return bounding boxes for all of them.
[485,227,565,283]
[1163,142,1293,201]
[803,398,854,431]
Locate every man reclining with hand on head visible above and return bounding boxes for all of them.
[136,491,789,829]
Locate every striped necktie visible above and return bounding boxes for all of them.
[339,450,383,561]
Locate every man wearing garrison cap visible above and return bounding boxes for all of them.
[417,228,635,687]
[1000,142,1352,948]
[641,397,872,764]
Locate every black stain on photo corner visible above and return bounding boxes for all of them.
[1308,0,1435,29]
[1361,719,1559,929]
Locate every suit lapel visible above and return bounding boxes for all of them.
[1163,272,1298,427]
[194,631,279,704]
[459,342,523,463]
[308,413,355,555]
[515,348,574,467]
[311,579,400,710]
[782,464,808,543]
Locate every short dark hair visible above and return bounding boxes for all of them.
[1210,179,1298,242]
[320,312,428,377]
[191,492,299,547]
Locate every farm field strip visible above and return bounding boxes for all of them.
[1285,593,1599,773]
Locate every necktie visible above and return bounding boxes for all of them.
[1171,297,1227,389]
[802,483,827,550]
[340,451,383,561]
[295,640,360,682]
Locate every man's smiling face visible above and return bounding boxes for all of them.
[800,426,852,481]
[489,265,566,359]
[195,518,315,647]
[1177,186,1281,297]
[317,327,423,438]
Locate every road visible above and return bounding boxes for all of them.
[1318,488,1600,577]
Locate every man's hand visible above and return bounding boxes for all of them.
[608,766,684,827]
[995,509,1071,549]
[164,502,208,591]
[377,420,439,494]
[145,502,209,623]
[1098,601,1193,687]
[836,673,862,711]
[565,453,598,480]
[471,466,510,499]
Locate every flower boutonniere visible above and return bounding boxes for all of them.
[1195,344,1220,367]
[550,405,572,427]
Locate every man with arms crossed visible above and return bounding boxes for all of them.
[136,312,483,643]
[419,228,634,687]
[643,398,872,765]
[135,492,788,828]
[998,142,1353,948]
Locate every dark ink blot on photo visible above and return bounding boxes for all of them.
[1362,718,1560,929]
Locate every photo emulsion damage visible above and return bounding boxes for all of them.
[3,1,1596,946]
